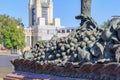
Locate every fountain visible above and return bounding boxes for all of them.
[4,0,120,80]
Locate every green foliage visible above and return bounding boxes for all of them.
[49,23,53,25]
[100,20,110,28]
[37,40,45,45]
[0,14,25,49]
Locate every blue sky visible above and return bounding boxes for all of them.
[0,0,120,28]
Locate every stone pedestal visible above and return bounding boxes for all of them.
[4,72,86,80]
[4,72,50,80]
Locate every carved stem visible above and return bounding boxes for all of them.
[81,0,92,17]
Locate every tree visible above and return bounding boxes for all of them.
[0,14,25,52]
[37,40,45,45]
[100,20,110,28]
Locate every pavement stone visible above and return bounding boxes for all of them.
[0,78,3,80]
[0,54,18,78]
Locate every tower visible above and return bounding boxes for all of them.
[26,0,66,47]
[29,0,33,27]
[35,0,42,25]
[29,0,54,26]
[48,0,53,25]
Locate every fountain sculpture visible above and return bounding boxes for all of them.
[9,0,120,80]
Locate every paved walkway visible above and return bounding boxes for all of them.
[0,78,3,80]
[0,66,14,78]
[0,54,19,67]
[0,54,19,79]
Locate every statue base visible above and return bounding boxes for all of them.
[8,61,120,80]
[4,72,86,80]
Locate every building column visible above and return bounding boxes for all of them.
[35,0,42,25]
[48,0,53,25]
[29,0,33,27]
